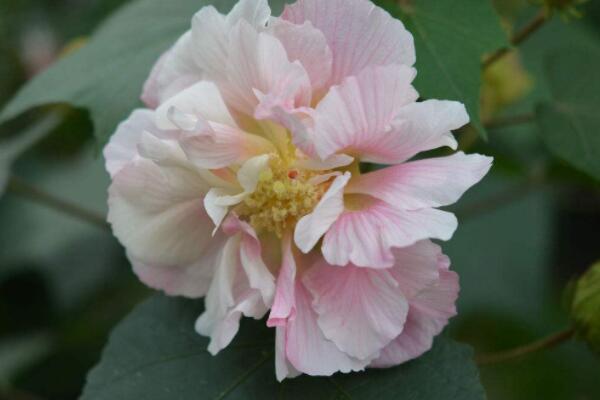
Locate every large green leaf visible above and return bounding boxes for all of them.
[0,0,242,146]
[81,294,485,400]
[536,47,600,180]
[377,0,507,138]
[0,0,506,145]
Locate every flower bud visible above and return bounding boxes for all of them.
[571,261,600,354]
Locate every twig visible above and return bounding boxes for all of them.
[476,327,576,365]
[455,171,546,221]
[483,9,549,69]
[7,175,111,232]
[484,113,536,130]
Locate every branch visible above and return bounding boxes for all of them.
[455,171,545,221]
[476,327,575,365]
[7,175,111,232]
[483,9,549,69]
[484,113,536,130]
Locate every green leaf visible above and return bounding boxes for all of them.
[377,0,507,138]
[0,0,241,146]
[536,46,600,180]
[81,294,485,400]
[0,113,62,195]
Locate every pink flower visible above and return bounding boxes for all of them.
[104,0,492,380]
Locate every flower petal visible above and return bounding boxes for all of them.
[267,235,297,327]
[312,65,418,162]
[107,158,213,266]
[282,0,415,86]
[383,100,470,163]
[268,19,332,92]
[129,232,225,298]
[372,264,459,367]
[222,214,275,306]
[294,172,351,253]
[103,109,173,178]
[284,282,368,376]
[322,200,457,268]
[346,152,493,210]
[155,81,237,130]
[225,20,312,119]
[141,32,200,108]
[304,261,409,360]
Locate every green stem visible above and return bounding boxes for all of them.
[7,175,111,232]
[476,327,576,366]
[483,9,549,69]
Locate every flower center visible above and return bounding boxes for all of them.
[236,155,326,237]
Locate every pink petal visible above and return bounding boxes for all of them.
[190,1,271,84]
[225,20,312,119]
[103,109,174,178]
[222,214,275,306]
[282,0,415,86]
[141,32,200,108]
[129,232,225,298]
[379,100,469,163]
[107,158,213,267]
[390,241,443,299]
[346,152,493,210]
[267,236,297,327]
[322,200,457,268]
[155,81,237,130]
[372,266,459,367]
[294,172,351,253]
[284,282,368,376]
[196,216,275,355]
[304,262,409,360]
[268,19,332,93]
[312,65,419,162]
[275,326,301,381]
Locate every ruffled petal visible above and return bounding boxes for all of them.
[107,158,213,266]
[283,282,368,376]
[372,262,459,367]
[282,0,415,86]
[312,65,418,162]
[346,152,493,210]
[141,32,200,108]
[196,214,274,354]
[103,109,174,178]
[155,81,237,130]
[267,235,297,327]
[304,262,409,360]
[268,19,332,93]
[383,100,469,162]
[294,172,351,253]
[225,20,312,119]
[190,0,271,83]
[129,232,225,298]
[322,200,457,268]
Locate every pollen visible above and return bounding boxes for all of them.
[237,156,326,237]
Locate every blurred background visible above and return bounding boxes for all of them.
[0,0,599,399]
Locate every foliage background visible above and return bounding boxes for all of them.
[0,0,599,398]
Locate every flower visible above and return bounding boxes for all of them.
[104,0,492,380]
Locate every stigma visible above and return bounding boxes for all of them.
[236,155,327,237]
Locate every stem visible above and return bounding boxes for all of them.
[483,9,549,69]
[455,171,545,221]
[484,113,536,130]
[7,175,111,232]
[476,327,576,366]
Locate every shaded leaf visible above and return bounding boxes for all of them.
[0,0,241,146]
[0,113,61,195]
[377,0,508,138]
[536,47,600,180]
[81,294,485,400]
